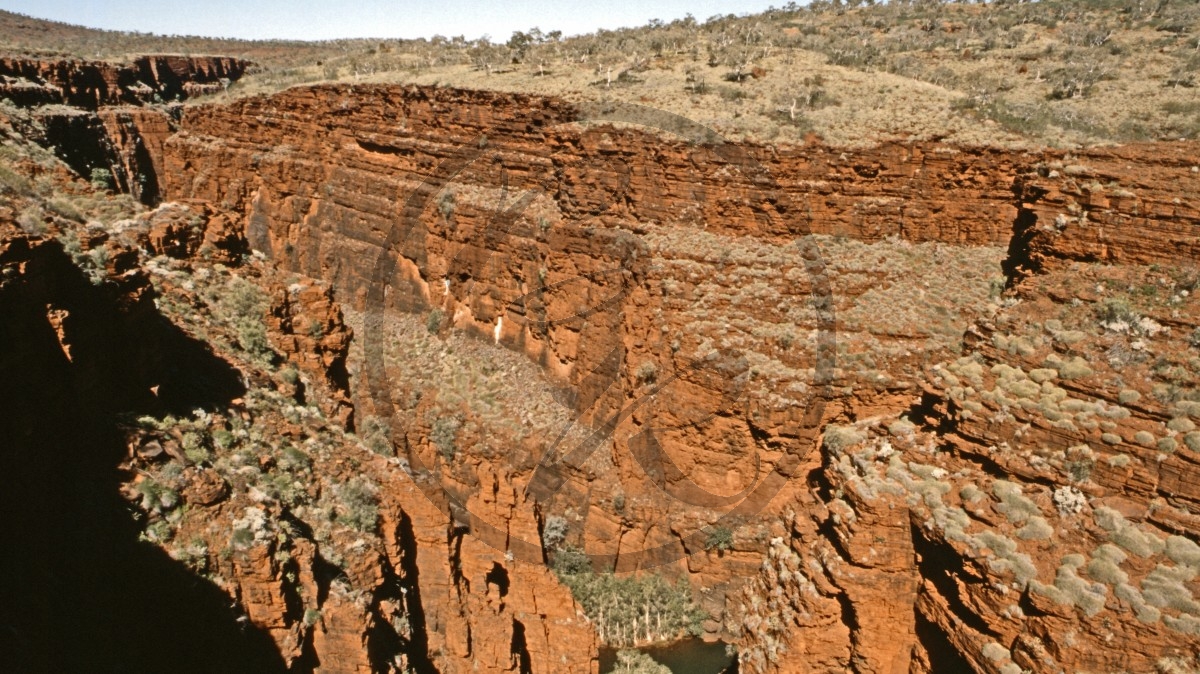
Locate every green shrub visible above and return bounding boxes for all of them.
[977,530,1018,557]
[1166,536,1200,567]
[960,484,984,503]
[336,477,380,533]
[972,529,1037,587]
[1169,417,1196,433]
[0,164,33,195]
[635,361,658,384]
[1095,507,1165,557]
[1055,563,1108,617]
[1029,368,1057,383]
[551,544,593,576]
[823,425,866,453]
[431,415,462,460]
[16,205,44,234]
[1115,527,1164,557]
[887,417,916,437]
[705,526,735,552]
[1096,297,1139,329]
[982,642,1010,662]
[1186,432,1200,452]
[280,366,300,385]
[230,527,255,549]
[1016,516,1053,540]
[1114,583,1149,614]
[1142,564,1200,614]
[90,167,113,190]
[303,608,322,627]
[1107,454,1131,467]
[221,278,275,364]
[280,445,312,472]
[137,477,179,515]
[1086,557,1128,585]
[1030,579,1071,606]
[1064,444,1095,483]
[1165,614,1200,635]
[182,430,211,465]
[1098,404,1132,420]
[212,429,236,451]
[1057,357,1094,380]
[359,416,394,457]
[172,538,209,572]
[1094,543,1128,564]
[47,197,83,222]
[437,191,455,219]
[426,308,444,334]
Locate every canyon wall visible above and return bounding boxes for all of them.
[150,81,1200,665]
[0,194,598,673]
[0,55,248,109]
[8,74,1199,672]
[733,144,1200,673]
[1,55,246,201]
[155,84,1027,603]
[0,220,290,672]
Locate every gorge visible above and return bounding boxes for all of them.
[2,9,1200,672]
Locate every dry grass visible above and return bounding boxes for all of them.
[644,225,1003,397]
[339,306,612,473]
[5,1,1200,148]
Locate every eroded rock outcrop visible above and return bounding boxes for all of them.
[0,55,248,109]
[149,80,1191,625]
[10,72,1200,672]
[0,55,248,202]
[0,220,291,672]
[732,151,1200,673]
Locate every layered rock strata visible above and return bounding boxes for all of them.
[8,76,1200,672]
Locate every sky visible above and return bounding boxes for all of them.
[0,0,785,42]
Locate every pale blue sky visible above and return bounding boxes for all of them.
[1,1,786,41]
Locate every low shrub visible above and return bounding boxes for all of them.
[1016,516,1053,540]
[992,480,1040,523]
[335,477,380,533]
[542,515,569,551]
[705,526,735,552]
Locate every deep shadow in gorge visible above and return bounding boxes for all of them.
[0,235,285,672]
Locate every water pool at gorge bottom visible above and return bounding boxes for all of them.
[599,638,735,673]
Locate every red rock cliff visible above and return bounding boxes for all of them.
[0,54,249,109]
[79,80,1200,671]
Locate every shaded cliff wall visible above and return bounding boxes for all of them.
[0,223,289,673]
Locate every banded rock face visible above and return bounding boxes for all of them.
[0,55,247,202]
[0,203,598,674]
[0,55,248,109]
[15,75,1199,672]
[733,151,1200,673]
